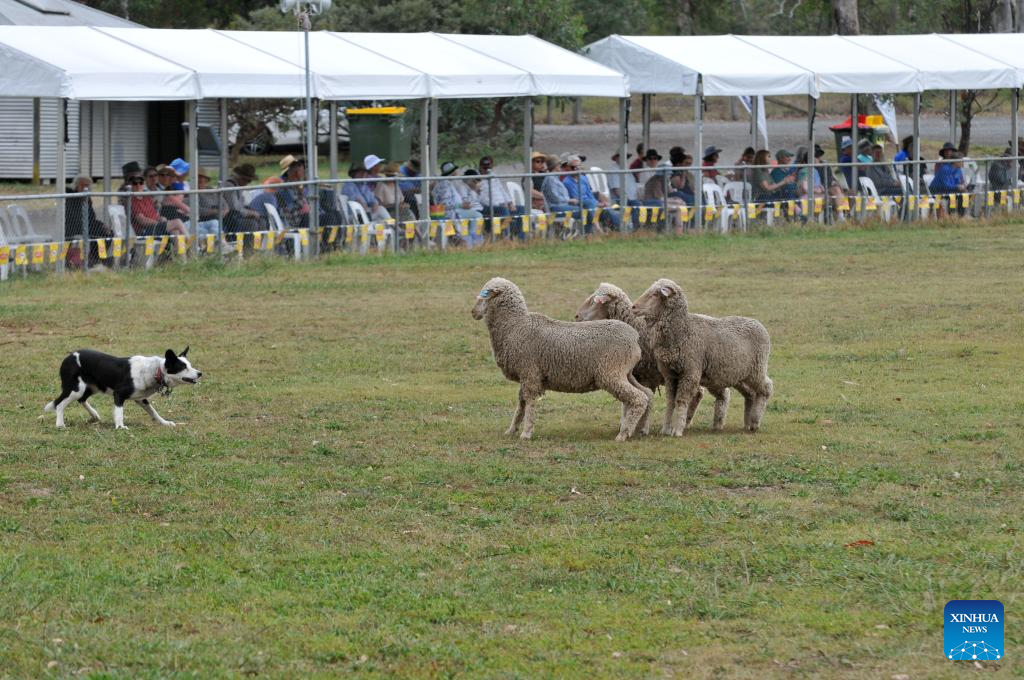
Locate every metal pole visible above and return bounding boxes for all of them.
[219,97,228,247]
[949,90,957,146]
[913,92,921,222]
[749,95,758,206]
[523,96,533,212]
[187,100,199,257]
[302,24,320,257]
[851,94,859,203]
[807,95,815,222]
[102,100,111,221]
[694,85,704,233]
[642,94,651,150]
[329,100,339,181]
[419,98,430,243]
[619,97,629,231]
[56,98,67,267]
[33,98,41,186]
[1012,89,1019,196]
[430,98,442,250]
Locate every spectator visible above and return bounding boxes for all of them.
[667,154,696,205]
[432,161,483,246]
[636,148,662,188]
[127,171,187,237]
[607,150,638,205]
[220,163,261,233]
[729,146,755,182]
[397,156,421,217]
[930,150,966,194]
[642,160,673,202]
[118,161,141,198]
[856,139,873,164]
[865,144,903,196]
[629,142,645,173]
[64,175,113,268]
[248,177,283,229]
[168,158,191,190]
[751,148,792,202]
[478,155,519,216]
[795,147,825,200]
[894,135,913,164]
[935,142,957,174]
[838,136,854,187]
[988,148,1015,191]
[814,144,846,204]
[529,151,548,211]
[769,149,799,202]
[702,145,723,182]
[564,154,621,231]
[458,169,486,212]
[341,162,390,222]
[364,153,386,187]
[195,168,225,237]
[277,155,311,228]
[541,155,581,223]
[374,161,411,221]
[155,163,190,223]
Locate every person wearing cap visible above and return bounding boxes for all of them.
[563,155,621,231]
[607,150,639,205]
[127,169,187,238]
[838,137,855,187]
[864,144,902,196]
[702,145,723,181]
[247,177,284,230]
[221,163,261,233]
[154,162,191,225]
[342,163,390,222]
[769,149,799,201]
[276,156,311,228]
[168,158,191,190]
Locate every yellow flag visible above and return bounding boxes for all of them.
[234,234,244,254]
[948,194,958,209]
[490,217,501,234]
[866,197,877,211]
[1014,189,1022,203]
[786,201,796,217]
[15,245,27,265]
[704,206,715,221]
[0,245,9,265]
[61,241,71,260]
[999,190,1008,205]
[536,214,547,232]
[773,202,781,217]
[593,207,603,223]
[328,226,339,243]
[458,219,469,236]
[96,239,108,260]
[405,222,416,239]
[345,226,354,243]
[987,191,995,207]
[375,224,385,243]
[623,206,633,222]
[48,242,60,263]
[838,197,850,212]
[144,237,155,255]
[581,209,589,225]
[747,203,757,219]
[443,220,455,237]
[253,232,263,250]
[815,198,824,214]
[112,238,123,258]
[893,196,902,205]
[800,198,809,214]
[652,207,662,222]
[298,228,309,246]
[679,206,689,222]
[474,218,483,235]
[908,195,916,210]
[428,221,438,238]
[961,193,971,208]
[638,207,648,224]
[157,236,169,255]
[520,215,530,233]
[854,196,862,211]
[31,244,44,265]
[206,234,215,252]
[176,235,187,255]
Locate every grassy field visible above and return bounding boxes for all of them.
[1,222,1022,678]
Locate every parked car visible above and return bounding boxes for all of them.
[233,108,350,155]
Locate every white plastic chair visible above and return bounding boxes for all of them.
[506,182,526,210]
[347,200,393,254]
[5,204,48,244]
[587,167,610,200]
[722,181,752,230]
[702,184,738,233]
[0,215,9,281]
[264,202,305,260]
[107,204,151,269]
[858,176,894,222]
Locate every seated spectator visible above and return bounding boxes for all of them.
[814,144,846,204]
[374,161,414,221]
[669,146,686,167]
[220,163,261,233]
[894,135,913,165]
[541,155,582,224]
[607,150,639,205]
[529,151,548,211]
[564,154,621,231]
[670,154,697,204]
[729,146,755,182]
[395,156,421,218]
[935,142,957,174]
[865,144,903,196]
[195,168,225,237]
[988,148,1016,191]
[432,161,483,246]
[702,145,723,182]
[341,162,389,222]
[168,158,191,189]
[930,151,967,194]
[457,169,486,212]
[127,171,187,237]
[636,148,662,187]
[248,177,283,228]
[795,147,825,200]
[629,143,645,173]
[64,175,113,268]
[155,163,190,224]
[477,155,521,217]
[277,155,311,228]
[642,160,673,202]
[770,149,799,201]
[751,148,793,202]
[838,136,854,187]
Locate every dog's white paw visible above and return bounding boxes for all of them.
[55,424,66,430]
[162,421,176,427]
[115,424,129,430]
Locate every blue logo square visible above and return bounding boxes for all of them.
[945,600,1004,660]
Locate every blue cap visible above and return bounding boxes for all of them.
[169,158,190,176]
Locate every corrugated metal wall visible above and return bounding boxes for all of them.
[79,101,149,178]
[197,99,224,168]
[0,98,81,181]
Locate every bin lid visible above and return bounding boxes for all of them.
[347,106,407,115]
[829,114,887,133]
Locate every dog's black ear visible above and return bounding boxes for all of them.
[180,346,189,357]
[165,349,177,363]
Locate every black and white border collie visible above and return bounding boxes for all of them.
[43,348,202,429]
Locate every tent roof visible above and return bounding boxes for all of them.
[439,33,629,98]
[0,0,139,27]
[940,33,1024,86]
[0,25,198,99]
[219,30,430,100]
[843,34,1018,91]
[584,34,816,96]
[736,35,920,94]
[96,27,311,98]
[332,32,533,98]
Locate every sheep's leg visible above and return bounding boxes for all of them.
[661,376,678,435]
[607,378,650,442]
[627,374,654,437]
[670,376,701,437]
[505,386,526,436]
[520,397,539,440]
[685,388,703,427]
[747,377,773,432]
[712,388,731,431]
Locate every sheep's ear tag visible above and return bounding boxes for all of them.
[595,295,607,305]
[659,287,671,297]
[479,288,490,298]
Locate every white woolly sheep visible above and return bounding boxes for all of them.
[633,278,773,436]
[472,277,653,441]
[574,282,703,435]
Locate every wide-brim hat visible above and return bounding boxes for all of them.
[530,151,547,161]
[440,161,459,177]
[121,161,142,179]
[644,149,662,161]
[702,145,722,159]
[197,167,212,179]
[940,142,957,152]
[233,163,256,181]
[279,154,305,171]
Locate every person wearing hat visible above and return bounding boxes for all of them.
[864,143,902,196]
[563,154,621,231]
[220,163,261,233]
[930,150,967,217]
[608,149,639,204]
[529,151,549,210]
[276,155,310,229]
[342,162,390,222]
[477,155,520,218]
[372,161,415,223]
[701,145,723,181]
[153,161,191,224]
[637,148,663,188]
[431,161,483,245]
[127,167,188,239]
[838,137,855,187]
[769,149,799,201]
[193,168,225,237]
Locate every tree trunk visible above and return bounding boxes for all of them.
[995,0,1014,30]
[958,91,976,155]
[833,0,861,34]
[675,0,693,35]
[1017,0,1024,30]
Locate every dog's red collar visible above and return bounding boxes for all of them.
[155,366,165,387]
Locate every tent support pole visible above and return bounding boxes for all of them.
[694,85,704,233]
[419,98,430,249]
[1012,89,1019,201]
[523,96,533,216]
[219,97,229,247]
[749,95,758,205]
[329,101,338,182]
[808,95,816,222]
[642,93,651,150]
[949,90,957,146]
[57,97,67,270]
[913,92,921,223]
[187,100,199,258]
[851,94,859,205]
[102,100,111,222]
[33,98,41,185]
[619,97,629,232]
[429,98,441,250]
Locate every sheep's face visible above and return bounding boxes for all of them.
[575,292,612,322]
[471,287,497,320]
[633,279,680,318]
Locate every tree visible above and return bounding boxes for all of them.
[832,0,861,33]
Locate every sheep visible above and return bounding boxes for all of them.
[471,277,652,441]
[574,282,703,435]
[632,278,773,436]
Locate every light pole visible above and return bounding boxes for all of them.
[280,0,330,254]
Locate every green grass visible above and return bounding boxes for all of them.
[1,222,1022,678]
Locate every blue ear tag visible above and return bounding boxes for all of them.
[479,289,490,298]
